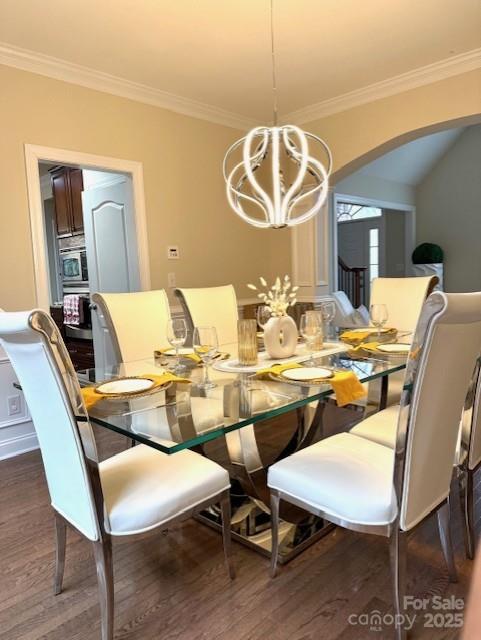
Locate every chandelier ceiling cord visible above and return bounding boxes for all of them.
[223,0,333,229]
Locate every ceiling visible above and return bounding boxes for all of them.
[358,127,465,185]
[0,0,480,124]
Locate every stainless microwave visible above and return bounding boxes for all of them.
[60,248,88,284]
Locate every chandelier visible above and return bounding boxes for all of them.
[223,0,332,229]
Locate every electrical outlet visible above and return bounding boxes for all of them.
[167,246,179,260]
[7,395,21,416]
[168,272,176,288]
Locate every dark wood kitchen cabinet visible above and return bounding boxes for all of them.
[50,166,84,237]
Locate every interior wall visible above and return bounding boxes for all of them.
[384,210,406,277]
[0,64,291,311]
[415,125,481,292]
[335,173,414,206]
[306,69,481,179]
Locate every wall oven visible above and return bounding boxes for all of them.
[60,248,88,285]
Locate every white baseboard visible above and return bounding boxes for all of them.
[0,429,38,460]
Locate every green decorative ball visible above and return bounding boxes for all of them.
[412,243,444,264]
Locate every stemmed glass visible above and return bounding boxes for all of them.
[370,304,389,338]
[193,326,218,389]
[256,304,272,330]
[300,312,322,365]
[166,318,188,373]
[320,301,336,341]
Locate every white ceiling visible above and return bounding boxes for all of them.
[0,0,480,124]
[358,127,465,185]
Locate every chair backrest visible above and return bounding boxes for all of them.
[92,290,171,363]
[175,285,238,346]
[397,292,481,531]
[0,310,101,541]
[461,358,481,471]
[370,276,438,333]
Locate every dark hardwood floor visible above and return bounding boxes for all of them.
[0,418,478,640]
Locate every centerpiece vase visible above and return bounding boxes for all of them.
[263,315,298,359]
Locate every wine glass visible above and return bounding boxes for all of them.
[193,326,218,389]
[320,301,336,340]
[300,312,322,365]
[370,304,389,338]
[166,318,188,372]
[256,305,271,330]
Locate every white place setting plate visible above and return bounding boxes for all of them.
[95,377,155,396]
[162,347,195,356]
[280,367,334,382]
[376,343,411,354]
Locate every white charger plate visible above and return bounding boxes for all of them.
[162,347,195,356]
[347,327,391,334]
[95,377,155,396]
[280,367,334,382]
[376,343,410,354]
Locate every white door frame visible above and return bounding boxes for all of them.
[331,192,416,290]
[24,144,151,310]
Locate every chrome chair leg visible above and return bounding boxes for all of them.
[53,512,67,595]
[93,536,114,640]
[389,527,407,640]
[270,491,280,578]
[437,500,458,582]
[220,491,235,580]
[460,469,476,559]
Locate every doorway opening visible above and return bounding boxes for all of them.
[334,196,415,307]
[25,145,150,371]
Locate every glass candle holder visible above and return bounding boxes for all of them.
[238,319,258,366]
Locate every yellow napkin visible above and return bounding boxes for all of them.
[256,362,303,378]
[81,372,190,411]
[351,341,381,353]
[154,348,201,363]
[341,328,396,345]
[256,362,365,407]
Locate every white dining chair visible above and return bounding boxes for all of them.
[457,357,481,559]
[330,291,370,329]
[175,285,239,347]
[370,275,438,333]
[268,291,481,640]
[91,290,172,362]
[0,310,234,640]
[92,289,225,435]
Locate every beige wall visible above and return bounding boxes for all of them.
[335,173,415,206]
[415,125,481,292]
[0,64,291,310]
[304,69,481,179]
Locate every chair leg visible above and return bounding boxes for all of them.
[437,500,458,582]
[270,491,280,578]
[389,528,407,640]
[53,512,67,595]
[220,492,235,580]
[92,536,114,640]
[460,469,476,559]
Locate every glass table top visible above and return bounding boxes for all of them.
[77,342,408,454]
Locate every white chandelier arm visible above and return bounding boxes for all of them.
[225,134,272,226]
[286,160,329,225]
[280,126,308,221]
[305,132,333,176]
[242,127,277,225]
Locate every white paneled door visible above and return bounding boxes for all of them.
[82,175,141,369]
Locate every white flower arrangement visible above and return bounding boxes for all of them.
[247,275,299,317]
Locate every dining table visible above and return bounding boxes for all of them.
[76,339,409,564]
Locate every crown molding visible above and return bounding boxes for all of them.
[283,48,481,125]
[0,42,256,131]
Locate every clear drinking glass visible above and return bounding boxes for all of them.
[370,303,389,337]
[256,305,272,330]
[166,318,188,372]
[193,326,218,389]
[300,312,322,365]
[320,301,336,340]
